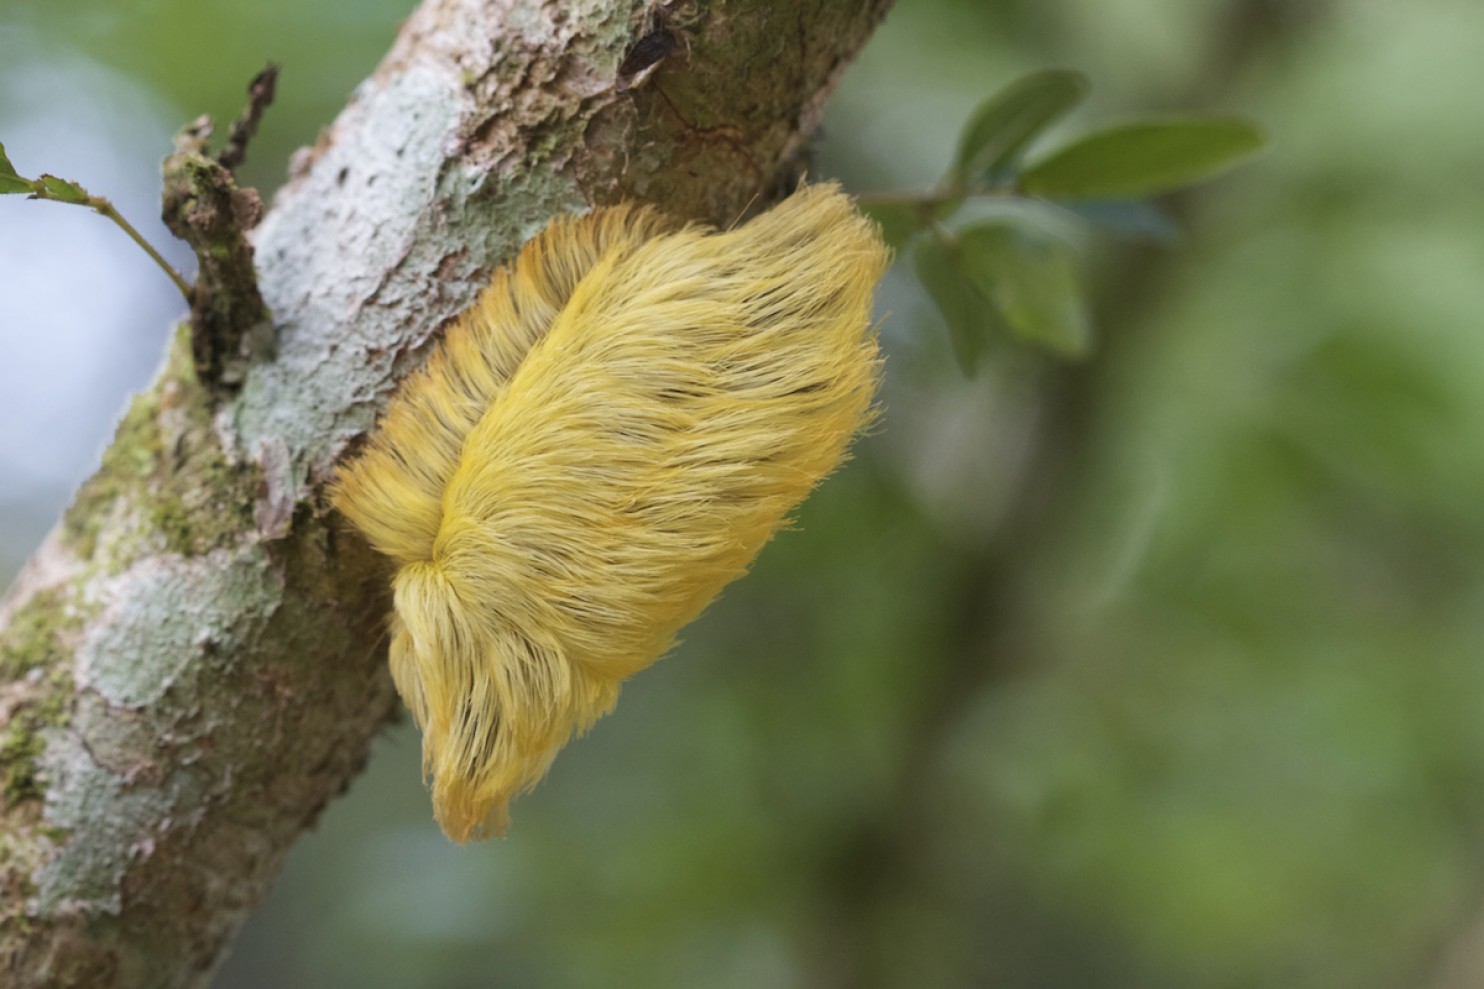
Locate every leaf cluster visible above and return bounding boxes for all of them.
[864,70,1263,372]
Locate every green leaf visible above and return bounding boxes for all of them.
[0,141,21,180]
[863,201,923,250]
[914,233,1005,375]
[37,174,91,204]
[0,141,35,194]
[952,69,1089,187]
[1019,116,1264,200]
[957,221,1090,357]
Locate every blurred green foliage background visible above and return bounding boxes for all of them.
[5,0,1484,986]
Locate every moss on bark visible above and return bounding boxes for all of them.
[62,327,259,565]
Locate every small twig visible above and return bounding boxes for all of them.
[23,180,193,300]
[854,188,949,209]
[92,197,194,299]
[217,64,279,172]
[854,184,1017,210]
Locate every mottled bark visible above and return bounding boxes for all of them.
[0,0,893,984]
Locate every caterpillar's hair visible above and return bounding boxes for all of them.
[332,183,888,842]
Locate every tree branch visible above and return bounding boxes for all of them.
[0,0,893,984]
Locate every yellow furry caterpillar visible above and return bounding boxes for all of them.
[332,184,887,842]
